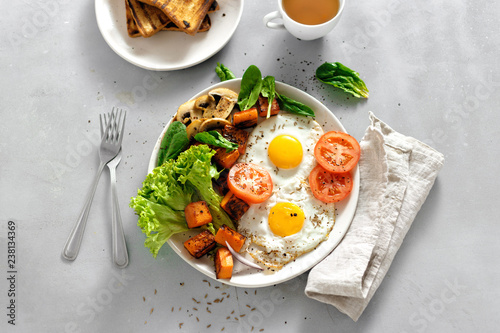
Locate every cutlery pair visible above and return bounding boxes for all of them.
[62,108,129,268]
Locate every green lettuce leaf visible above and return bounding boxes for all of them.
[130,196,188,257]
[174,145,235,231]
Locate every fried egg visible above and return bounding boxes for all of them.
[238,113,336,269]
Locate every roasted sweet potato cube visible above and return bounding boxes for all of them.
[220,190,250,221]
[222,125,249,155]
[258,95,280,117]
[212,169,230,195]
[215,247,233,279]
[183,230,216,258]
[233,107,258,128]
[215,224,246,253]
[213,147,240,169]
[185,201,212,228]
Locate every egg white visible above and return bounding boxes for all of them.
[237,113,336,270]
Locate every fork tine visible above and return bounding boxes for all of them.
[118,110,126,145]
[101,111,114,144]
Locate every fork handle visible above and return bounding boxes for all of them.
[62,162,106,261]
[110,165,129,268]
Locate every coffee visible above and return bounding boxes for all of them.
[282,0,340,25]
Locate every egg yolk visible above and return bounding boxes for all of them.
[268,202,305,237]
[268,135,303,169]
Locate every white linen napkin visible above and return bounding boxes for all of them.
[305,111,445,321]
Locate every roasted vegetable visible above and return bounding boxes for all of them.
[212,169,229,195]
[220,190,250,221]
[215,247,233,279]
[233,107,258,128]
[214,224,246,253]
[213,146,240,169]
[185,201,213,228]
[222,125,249,155]
[184,230,216,258]
[257,95,280,118]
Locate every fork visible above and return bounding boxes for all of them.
[62,108,126,261]
[101,113,129,268]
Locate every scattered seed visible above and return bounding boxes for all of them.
[154,289,157,295]
[196,317,199,322]
[193,307,198,311]
[171,307,174,312]
[150,308,154,315]
[251,308,256,311]
[240,314,246,318]
[231,310,235,314]
[143,296,146,302]
[246,305,251,308]
[204,294,208,299]
[235,317,239,321]
[221,327,225,331]
[207,307,212,313]
[207,324,212,328]
[144,321,147,325]
[192,298,200,304]
[179,323,184,328]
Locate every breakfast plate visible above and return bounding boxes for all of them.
[95,0,244,71]
[147,79,360,287]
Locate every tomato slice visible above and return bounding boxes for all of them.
[309,165,353,203]
[228,163,273,204]
[314,131,360,173]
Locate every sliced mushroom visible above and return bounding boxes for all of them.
[194,95,216,114]
[203,88,239,119]
[199,118,232,133]
[186,118,205,140]
[176,99,203,125]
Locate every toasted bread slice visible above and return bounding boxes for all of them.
[125,1,142,37]
[139,0,215,36]
[127,0,170,38]
[163,15,211,32]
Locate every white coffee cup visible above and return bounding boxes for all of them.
[263,0,345,40]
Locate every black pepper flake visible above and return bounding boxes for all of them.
[183,20,190,28]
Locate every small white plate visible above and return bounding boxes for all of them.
[95,0,244,71]
[147,79,360,287]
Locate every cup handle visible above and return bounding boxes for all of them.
[263,11,286,30]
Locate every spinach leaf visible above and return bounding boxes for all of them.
[157,121,189,166]
[260,76,276,118]
[316,62,369,98]
[276,94,315,118]
[237,65,263,111]
[194,130,239,153]
[215,62,235,82]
